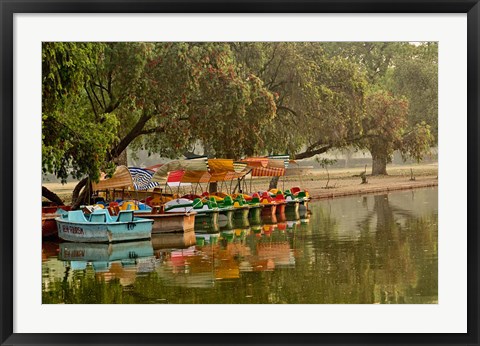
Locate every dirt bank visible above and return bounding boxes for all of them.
[301,175,437,200]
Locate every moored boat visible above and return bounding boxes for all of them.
[42,205,71,238]
[284,190,300,214]
[56,209,153,243]
[135,206,195,234]
[258,192,277,218]
[271,191,287,215]
[164,198,220,232]
[231,195,250,220]
[208,196,234,230]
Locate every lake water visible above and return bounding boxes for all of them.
[42,187,438,304]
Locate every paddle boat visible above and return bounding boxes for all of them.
[164,198,219,232]
[135,206,195,234]
[284,189,300,214]
[205,195,234,230]
[290,186,311,204]
[56,209,153,243]
[258,191,277,218]
[231,195,250,220]
[90,199,194,234]
[269,190,287,215]
[243,193,263,225]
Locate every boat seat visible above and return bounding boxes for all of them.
[117,210,134,222]
[89,213,107,223]
[91,208,115,222]
[296,191,307,198]
[68,210,88,222]
[208,197,218,208]
[290,187,301,194]
[192,198,204,209]
[222,196,234,207]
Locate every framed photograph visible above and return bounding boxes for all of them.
[1,0,478,345]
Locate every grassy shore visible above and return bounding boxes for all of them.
[43,163,438,205]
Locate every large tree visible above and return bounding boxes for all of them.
[322,42,437,174]
[231,42,367,159]
[42,42,276,206]
[358,91,433,175]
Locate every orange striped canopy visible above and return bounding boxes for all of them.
[241,157,286,177]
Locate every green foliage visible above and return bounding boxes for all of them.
[358,90,433,167]
[389,43,438,140]
[42,42,437,186]
[42,108,118,183]
[42,42,118,183]
[232,42,367,157]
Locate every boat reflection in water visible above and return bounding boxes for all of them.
[58,240,156,285]
[42,188,438,304]
[151,230,196,251]
[152,224,296,289]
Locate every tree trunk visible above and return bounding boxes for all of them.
[113,149,128,166]
[72,177,88,203]
[344,149,353,168]
[71,187,88,210]
[371,146,389,175]
[208,182,218,193]
[269,176,280,190]
[42,186,64,205]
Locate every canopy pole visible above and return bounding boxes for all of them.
[206,178,211,195]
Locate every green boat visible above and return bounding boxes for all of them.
[164,198,219,232]
[210,197,234,230]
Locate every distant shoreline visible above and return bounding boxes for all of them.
[308,177,437,200]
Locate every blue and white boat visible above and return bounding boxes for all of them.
[56,209,153,243]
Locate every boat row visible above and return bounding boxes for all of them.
[44,156,312,243]
[48,186,310,243]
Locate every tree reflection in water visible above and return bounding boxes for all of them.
[42,188,437,304]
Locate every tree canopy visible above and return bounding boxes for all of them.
[42,41,438,204]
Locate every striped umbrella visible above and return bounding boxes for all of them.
[128,167,159,191]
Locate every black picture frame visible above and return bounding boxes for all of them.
[1,1,478,345]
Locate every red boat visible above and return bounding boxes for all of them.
[42,205,71,238]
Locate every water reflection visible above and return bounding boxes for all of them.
[42,188,437,304]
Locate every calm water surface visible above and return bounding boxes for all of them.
[42,188,438,304]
